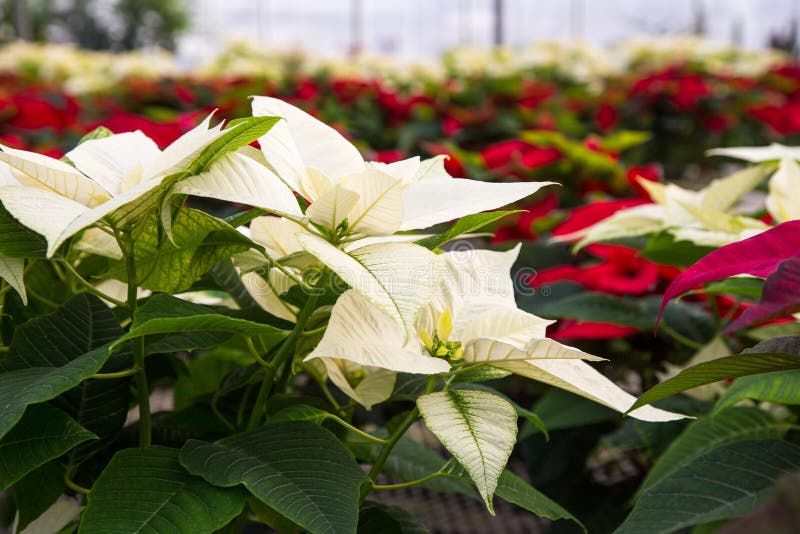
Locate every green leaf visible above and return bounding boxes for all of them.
[597,130,651,152]
[185,116,280,175]
[110,294,287,354]
[77,126,113,144]
[494,470,583,529]
[12,461,65,531]
[107,208,253,293]
[639,407,788,493]
[0,202,46,258]
[79,446,245,534]
[372,436,580,526]
[180,421,367,534]
[269,404,332,425]
[715,370,800,412]
[209,259,259,309]
[628,353,800,412]
[1,294,130,460]
[173,347,251,410]
[357,501,429,534]
[617,440,800,534]
[0,404,95,490]
[416,210,521,249]
[417,390,517,514]
[0,342,113,440]
[641,232,715,267]
[702,277,764,299]
[520,389,617,440]
[535,292,651,329]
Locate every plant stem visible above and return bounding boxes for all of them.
[60,259,127,308]
[327,415,388,445]
[122,233,151,447]
[359,376,438,502]
[90,367,140,379]
[246,293,320,431]
[659,322,704,351]
[372,471,444,490]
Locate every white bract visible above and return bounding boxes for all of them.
[559,164,771,249]
[305,245,684,422]
[252,96,556,238]
[0,116,299,259]
[709,143,800,224]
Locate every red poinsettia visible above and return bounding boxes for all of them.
[480,139,561,177]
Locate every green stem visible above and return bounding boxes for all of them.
[327,415,388,445]
[122,233,151,447]
[64,469,90,495]
[246,293,321,431]
[372,471,444,490]
[359,376,438,502]
[90,367,140,379]
[659,322,704,351]
[60,260,127,308]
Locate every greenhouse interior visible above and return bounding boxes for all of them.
[0,1,799,533]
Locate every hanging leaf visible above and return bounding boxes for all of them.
[417,390,517,513]
[79,446,245,533]
[180,421,367,534]
[357,501,429,534]
[0,404,95,490]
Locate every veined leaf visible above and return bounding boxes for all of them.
[0,341,113,440]
[416,210,521,249]
[12,461,65,531]
[106,208,253,293]
[0,202,46,258]
[1,294,130,460]
[417,390,517,513]
[297,234,437,337]
[180,421,367,534]
[617,440,800,534]
[0,404,95,490]
[639,407,788,493]
[659,220,800,319]
[110,294,287,354]
[79,446,245,533]
[185,116,281,175]
[715,370,800,412]
[628,353,800,412]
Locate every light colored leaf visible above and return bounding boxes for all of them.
[417,389,517,513]
[400,178,557,231]
[0,257,26,304]
[297,234,437,337]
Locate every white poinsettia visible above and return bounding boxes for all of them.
[559,164,771,249]
[306,245,684,422]
[252,96,556,238]
[708,143,800,223]
[0,116,299,258]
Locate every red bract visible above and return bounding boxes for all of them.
[85,112,187,148]
[581,246,661,295]
[748,103,800,134]
[492,194,559,243]
[626,164,661,200]
[725,256,800,332]
[660,220,800,320]
[595,103,618,132]
[423,143,465,176]
[480,139,560,175]
[552,199,649,236]
[550,320,638,340]
[5,93,79,132]
[374,150,406,163]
